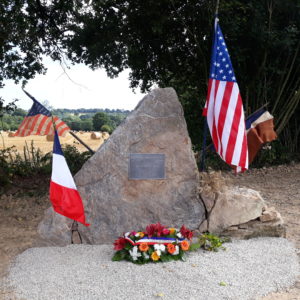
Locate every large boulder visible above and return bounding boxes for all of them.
[199,171,266,234]
[208,187,265,233]
[38,88,206,245]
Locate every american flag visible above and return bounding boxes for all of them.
[14,91,70,137]
[203,18,248,172]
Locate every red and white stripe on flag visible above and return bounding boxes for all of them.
[15,115,69,137]
[204,79,248,172]
[14,92,70,137]
[203,18,248,172]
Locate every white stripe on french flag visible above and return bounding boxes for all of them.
[50,131,89,226]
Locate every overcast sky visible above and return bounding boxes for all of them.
[1,57,145,111]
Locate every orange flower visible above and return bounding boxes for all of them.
[180,240,190,251]
[151,251,160,261]
[139,243,149,252]
[169,228,176,235]
[167,243,176,254]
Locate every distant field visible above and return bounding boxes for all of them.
[0,131,107,154]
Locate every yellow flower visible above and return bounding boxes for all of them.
[137,232,145,238]
[151,251,160,261]
[169,228,176,235]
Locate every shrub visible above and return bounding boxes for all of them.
[198,233,228,252]
[0,142,92,191]
[62,144,92,175]
[100,124,112,134]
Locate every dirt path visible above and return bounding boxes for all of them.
[228,163,300,299]
[0,177,50,282]
[0,164,299,299]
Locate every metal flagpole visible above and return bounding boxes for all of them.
[215,0,220,16]
[200,0,220,172]
[69,131,95,154]
[200,120,208,171]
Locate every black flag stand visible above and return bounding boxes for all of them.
[200,119,209,171]
[71,220,83,244]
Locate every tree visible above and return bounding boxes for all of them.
[0,96,18,132]
[0,0,84,87]
[110,114,125,128]
[70,120,81,131]
[73,0,299,151]
[1,0,299,151]
[81,119,93,131]
[101,124,113,134]
[67,0,300,150]
[92,112,112,131]
[13,108,27,117]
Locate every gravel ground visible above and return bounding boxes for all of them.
[4,237,299,300]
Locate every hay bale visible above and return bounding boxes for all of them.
[8,131,15,137]
[46,135,54,142]
[91,132,102,140]
[102,132,110,140]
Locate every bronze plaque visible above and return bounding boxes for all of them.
[129,153,165,180]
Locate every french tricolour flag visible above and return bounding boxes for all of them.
[246,108,277,164]
[50,130,89,226]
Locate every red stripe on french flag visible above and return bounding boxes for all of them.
[50,181,89,226]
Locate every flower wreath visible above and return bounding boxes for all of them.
[112,223,195,264]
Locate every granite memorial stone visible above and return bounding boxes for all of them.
[38,88,206,245]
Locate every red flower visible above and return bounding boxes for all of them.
[145,223,167,237]
[155,222,165,237]
[162,228,170,235]
[113,237,127,250]
[180,225,193,240]
[145,224,156,237]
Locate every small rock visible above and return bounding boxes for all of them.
[155,293,165,297]
[221,218,286,239]
[260,211,277,222]
[265,206,276,212]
